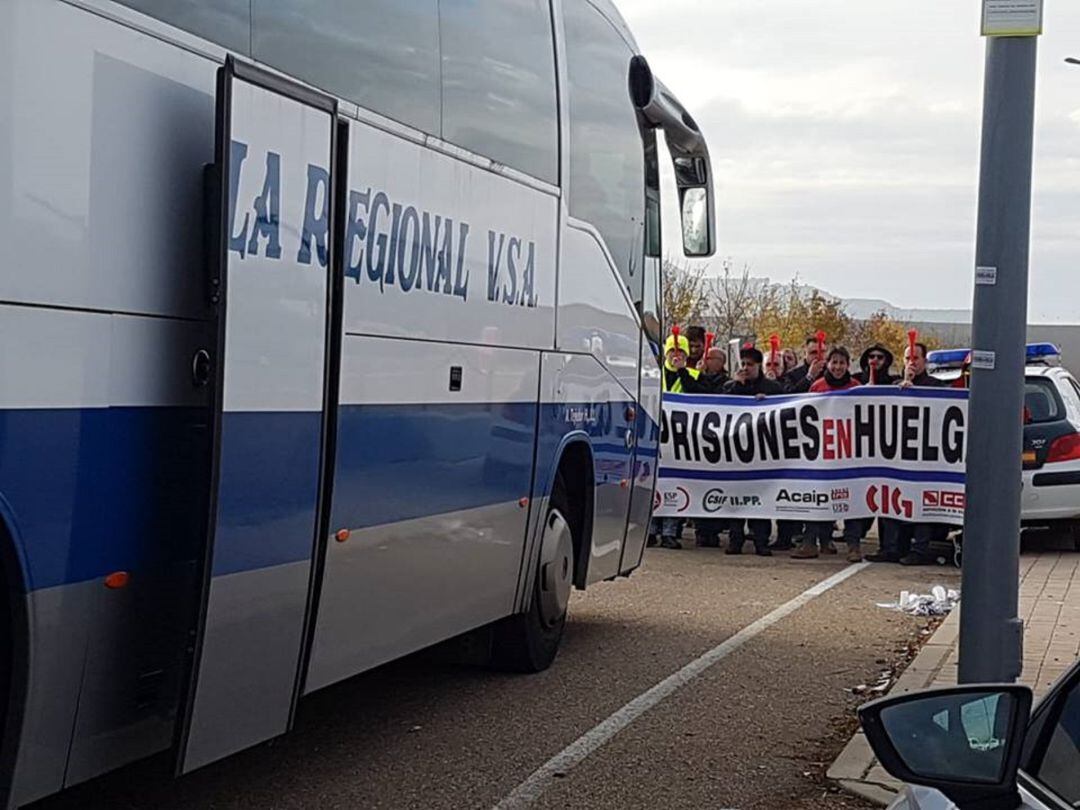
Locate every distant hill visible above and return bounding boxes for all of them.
[841,298,972,324]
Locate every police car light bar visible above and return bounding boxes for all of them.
[1027,342,1062,365]
[927,342,1061,371]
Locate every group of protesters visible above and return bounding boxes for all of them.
[648,327,951,566]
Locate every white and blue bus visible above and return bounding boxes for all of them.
[0,0,715,803]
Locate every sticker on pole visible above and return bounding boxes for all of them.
[971,350,996,370]
[975,266,998,286]
[981,0,1043,36]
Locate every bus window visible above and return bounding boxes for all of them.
[252,0,441,136]
[114,0,251,54]
[439,0,559,184]
[564,1,646,300]
[644,130,661,260]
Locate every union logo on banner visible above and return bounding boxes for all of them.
[865,484,913,519]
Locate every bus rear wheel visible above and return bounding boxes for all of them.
[492,479,574,673]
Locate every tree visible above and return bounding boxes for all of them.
[700,258,778,341]
[752,282,851,352]
[661,257,709,329]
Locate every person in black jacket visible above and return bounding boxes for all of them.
[683,345,731,547]
[683,346,729,394]
[842,343,898,558]
[725,346,786,398]
[782,335,826,393]
[686,325,708,370]
[773,342,815,546]
[867,342,949,566]
[723,346,784,556]
[854,344,899,386]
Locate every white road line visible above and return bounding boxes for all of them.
[493,562,871,809]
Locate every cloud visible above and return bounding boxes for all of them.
[621,0,1080,322]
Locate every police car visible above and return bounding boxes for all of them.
[929,344,1080,535]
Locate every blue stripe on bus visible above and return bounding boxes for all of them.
[0,406,207,592]
[0,400,645,590]
[658,466,966,484]
[212,410,322,577]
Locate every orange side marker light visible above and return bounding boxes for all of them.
[104,571,130,589]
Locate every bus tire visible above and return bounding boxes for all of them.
[492,477,574,673]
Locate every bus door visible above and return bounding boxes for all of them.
[178,57,339,774]
[621,269,662,574]
[619,132,663,574]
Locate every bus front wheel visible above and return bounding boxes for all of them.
[492,478,574,672]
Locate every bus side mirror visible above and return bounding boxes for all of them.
[672,156,713,257]
[679,186,710,257]
[629,57,716,258]
[858,685,1032,810]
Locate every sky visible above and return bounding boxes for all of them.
[619,0,1080,323]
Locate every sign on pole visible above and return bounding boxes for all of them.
[981,0,1043,37]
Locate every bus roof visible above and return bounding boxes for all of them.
[588,0,641,52]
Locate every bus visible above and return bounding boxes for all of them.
[0,0,715,803]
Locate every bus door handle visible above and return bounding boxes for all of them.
[192,349,212,387]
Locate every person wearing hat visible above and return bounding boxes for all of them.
[838,343,899,558]
[675,344,731,547]
[722,345,784,555]
[855,344,899,386]
[661,333,700,394]
[646,333,701,550]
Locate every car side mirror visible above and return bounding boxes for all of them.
[858,685,1032,810]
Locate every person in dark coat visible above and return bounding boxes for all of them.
[725,346,786,398]
[723,346,784,556]
[792,347,862,560]
[685,326,707,370]
[854,343,899,386]
[843,343,899,554]
[782,335,826,393]
[683,346,729,394]
[683,345,731,547]
[867,342,950,566]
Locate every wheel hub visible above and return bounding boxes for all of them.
[537,509,573,627]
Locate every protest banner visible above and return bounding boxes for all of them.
[654,388,969,524]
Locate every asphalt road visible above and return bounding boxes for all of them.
[33,539,962,810]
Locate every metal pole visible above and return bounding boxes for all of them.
[959,34,1038,684]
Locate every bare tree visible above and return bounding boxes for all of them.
[661,256,709,329]
[701,258,780,341]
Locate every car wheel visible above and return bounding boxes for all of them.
[491,477,575,673]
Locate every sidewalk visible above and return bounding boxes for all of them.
[828,550,1080,806]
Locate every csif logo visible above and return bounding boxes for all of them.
[703,489,727,513]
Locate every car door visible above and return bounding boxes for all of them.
[1019,662,1080,807]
